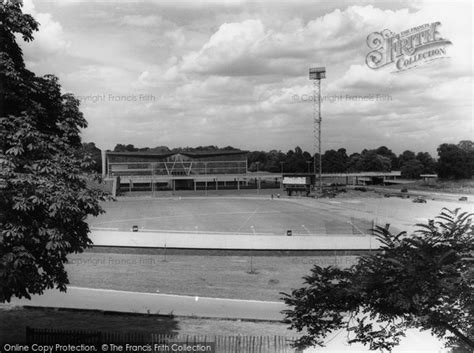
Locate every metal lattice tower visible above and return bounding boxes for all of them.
[313,79,321,189]
[309,67,326,191]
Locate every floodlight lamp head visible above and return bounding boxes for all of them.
[309,67,326,80]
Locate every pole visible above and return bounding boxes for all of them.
[309,67,325,193]
[312,79,321,192]
[101,150,106,178]
[152,162,155,197]
[280,162,284,190]
[256,162,260,194]
[318,79,322,192]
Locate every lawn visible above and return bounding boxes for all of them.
[88,197,373,235]
[66,251,358,301]
[0,306,293,344]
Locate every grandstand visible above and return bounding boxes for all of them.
[102,150,257,191]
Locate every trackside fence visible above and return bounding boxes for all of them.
[26,327,301,352]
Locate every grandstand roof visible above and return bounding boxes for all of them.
[106,150,248,158]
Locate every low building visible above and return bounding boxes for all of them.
[102,150,250,191]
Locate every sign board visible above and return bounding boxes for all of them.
[282,177,308,185]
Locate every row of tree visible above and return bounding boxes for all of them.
[82,141,473,180]
[247,142,473,180]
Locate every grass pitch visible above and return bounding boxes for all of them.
[89,197,373,235]
[66,251,358,301]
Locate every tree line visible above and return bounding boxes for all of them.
[81,141,473,180]
[247,141,473,180]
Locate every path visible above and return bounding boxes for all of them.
[8,286,285,321]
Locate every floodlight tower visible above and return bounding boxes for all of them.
[309,67,326,192]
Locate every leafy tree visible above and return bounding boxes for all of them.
[282,208,473,352]
[0,1,108,302]
[400,158,424,179]
[398,150,416,167]
[457,141,474,178]
[376,146,399,170]
[458,140,473,153]
[78,142,102,173]
[247,151,267,172]
[263,150,286,173]
[222,145,240,151]
[346,152,362,172]
[416,152,436,174]
[322,148,348,173]
[359,150,392,172]
[283,146,312,173]
[113,143,138,152]
[192,145,219,152]
[437,143,473,179]
[149,145,171,153]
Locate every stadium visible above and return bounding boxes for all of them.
[101,149,402,195]
[103,149,256,192]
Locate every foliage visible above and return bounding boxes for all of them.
[0,0,109,302]
[359,150,392,172]
[416,152,436,174]
[322,148,348,173]
[109,142,473,177]
[400,159,424,179]
[399,151,437,178]
[282,208,474,352]
[77,142,102,173]
[437,142,474,180]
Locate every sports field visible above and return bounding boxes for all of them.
[89,197,374,235]
[80,194,472,302]
[65,252,357,301]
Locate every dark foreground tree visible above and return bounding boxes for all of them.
[0,1,108,302]
[282,208,473,352]
[78,142,102,173]
[437,142,473,180]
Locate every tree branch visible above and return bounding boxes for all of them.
[440,321,474,350]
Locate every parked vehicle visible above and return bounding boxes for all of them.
[412,196,427,203]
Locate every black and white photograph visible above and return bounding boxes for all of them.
[0,0,473,352]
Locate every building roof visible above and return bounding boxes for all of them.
[106,150,249,158]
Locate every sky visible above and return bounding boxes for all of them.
[19,0,473,156]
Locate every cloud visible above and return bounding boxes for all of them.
[181,19,267,75]
[18,0,473,155]
[177,6,418,77]
[121,15,165,27]
[21,0,70,55]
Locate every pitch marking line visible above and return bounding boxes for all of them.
[66,286,283,305]
[235,207,259,233]
[93,210,283,226]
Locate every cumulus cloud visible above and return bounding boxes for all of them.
[21,0,70,55]
[178,6,418,77]
[121,15,164,27]
[18,0,473,154]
